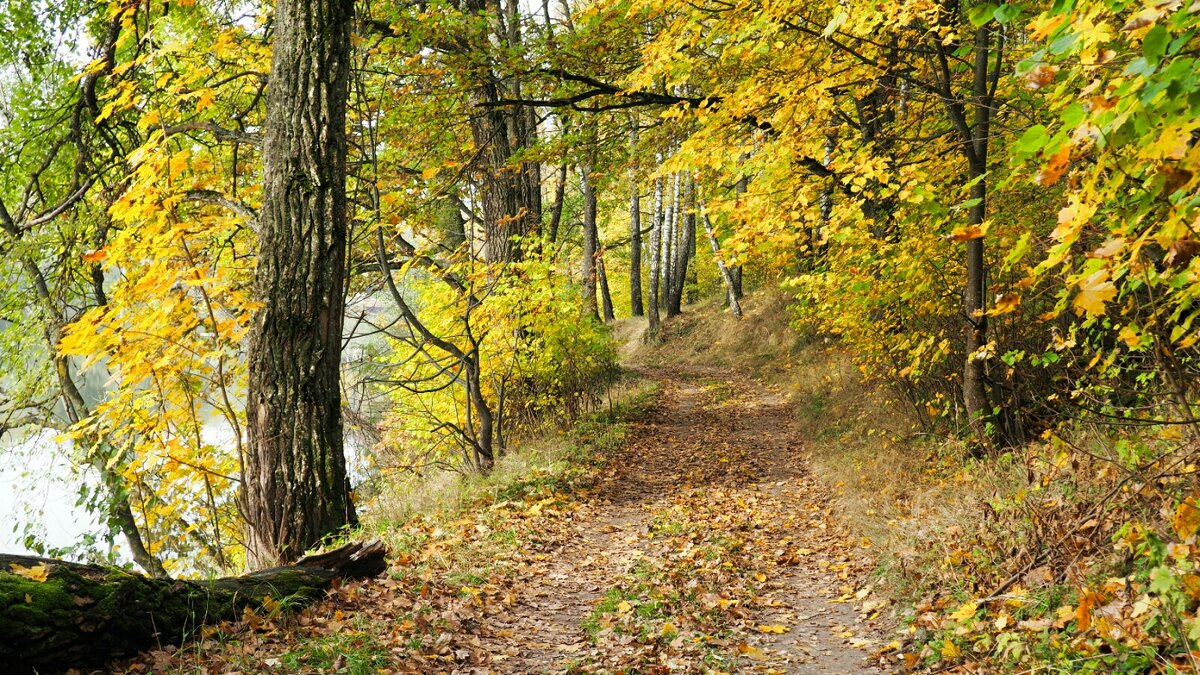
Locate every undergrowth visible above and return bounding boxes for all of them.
[629,290,1200,673]
[121,374,659,674]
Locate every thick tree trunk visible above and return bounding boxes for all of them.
[463,0,541,263]
[579,164,599,317]
[243,0,356,568]
[0,542,386,673]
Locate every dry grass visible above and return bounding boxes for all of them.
[359,374,658,558]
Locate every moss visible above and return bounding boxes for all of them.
[0,560,335,671]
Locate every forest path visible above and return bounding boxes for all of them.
[473,366,889,673]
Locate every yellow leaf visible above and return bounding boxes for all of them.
[757,624,788,634]
[661,621,676,636]
[195,89,216,113]
[1174,497,1200,540]
[942,640,961,659]
[990,293,1020,315]
[10,563,50,582]
[737,642,768,660]
[616,600,632,614]
[950,601,978,623]
[1091,237,1125,258]
[1118,325,1142,349]
[1073,270,1117,317]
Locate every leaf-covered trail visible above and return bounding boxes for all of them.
[476,366,890,673]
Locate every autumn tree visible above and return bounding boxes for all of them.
[241,0,356,567]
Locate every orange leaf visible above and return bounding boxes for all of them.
[947,225,985,242]
[1174,497,1200,540]
[1036,145,1071,186]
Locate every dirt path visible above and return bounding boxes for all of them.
[475,366,891,673]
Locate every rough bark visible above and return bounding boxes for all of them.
[0,542,386,673]
[243,0,357,568]
[462,0,542,262]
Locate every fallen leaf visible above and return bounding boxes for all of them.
[950,601,978,623]
[10,563,50,583]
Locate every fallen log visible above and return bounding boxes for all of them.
[0,540,387,673]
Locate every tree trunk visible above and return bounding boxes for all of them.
[547,163,568,246]
[243,0,356,568]
[668,177,695,314]
[0,542,386,673]
[597,255,615,322]
[462,0,541,263]
[700,205,743,319]
[579,164,599,317]
[661,173,678,313]
[628,127,644,317]
[962,24,995,448]
[646,176,663,338]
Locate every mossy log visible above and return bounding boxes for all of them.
[0,540,387,672]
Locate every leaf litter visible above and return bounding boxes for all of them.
[120,367,895,673]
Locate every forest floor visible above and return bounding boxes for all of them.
[469,365,889,673]
[123,363,896,674]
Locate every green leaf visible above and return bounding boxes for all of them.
[1014,125,1047,154]
[968,3,998,26]
[1144,24,1170,65]
[993,4,1021,24]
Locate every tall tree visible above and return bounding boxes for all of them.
[628,125,644,317]
[241,0,356,567]
[579,163,599,317]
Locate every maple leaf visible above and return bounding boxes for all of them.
[1073,271,1117,316]
[757,624,787,633]
[950,601,978,623]
[941,640,961,659]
